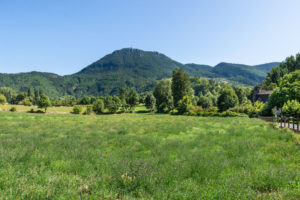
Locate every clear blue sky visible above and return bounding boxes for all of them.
[1,0,300,75]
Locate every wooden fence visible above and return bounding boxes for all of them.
[277,116,300,132]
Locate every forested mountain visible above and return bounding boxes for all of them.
[0,72,64,97]
[0,48,279,97]
[186,62,280,85]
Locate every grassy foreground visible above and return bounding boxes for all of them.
[0,112,299,199]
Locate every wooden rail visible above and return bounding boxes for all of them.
[278,116,300,132]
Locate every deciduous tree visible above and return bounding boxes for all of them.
[153,79,174,113]
[37,94,51,112]
[172,68,191,107]
[217,87,239,112]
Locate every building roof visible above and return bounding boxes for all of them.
[257,90,273,95]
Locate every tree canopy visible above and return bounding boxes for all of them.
[172,68,191,107]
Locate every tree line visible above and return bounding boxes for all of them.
[0,68,253,116]
[4,67,285,117]
[260,53,300,118]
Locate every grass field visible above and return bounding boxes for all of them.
[0,104,73,114]
[0,104,147,114]
[0,112,299,199]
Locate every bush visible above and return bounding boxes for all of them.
[37,94,51,112]
[197,95,213,108]
[189,106,204,113]
[72,105,83,114]
[229,103,252,114]
[198,112,218,117]
[177,95,193,114]
[120,88,139,112]
[169,108,179,115]
[248,101,265,118]
[179,106,247,117]
[282,100,300,118]
[260,103,273,116]
[217,88,239,112]
[230,101,267,117]
[153,79,174,113]
[93,99,105,114]
[205,106,218,113]
[9,107,16,112]
[0,94,6,105]
[186,110,197,116]
[106,96,121,113]
[18,97,32,106]
[219,111,247,117]
[84,105,93,115]
[145,93,156,112]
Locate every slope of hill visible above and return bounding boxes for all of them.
[65,48,186,96]
[0,48,280,97]
[78,48,184,78]
[185,62,280,85]
[0,72,64,97]
[184,63,217,78]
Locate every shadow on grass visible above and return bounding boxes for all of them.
[27,109,45,114]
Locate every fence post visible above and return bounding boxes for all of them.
[292,118,295,130]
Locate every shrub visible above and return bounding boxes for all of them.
[37,94,51,112]
[260,103,273,116]
[186,110,197,116]
[219,111,247,117]
[217,88,239,112]
[0,94,6,105]
[230,102,253,114]
[18,97,32,106]
[230,101,267,118]
[197,95,213,108]
[248,101,265,118]
[177,95,193,114]
[9,107,16,112]
[93,99,105,114]
[282,100,300,118]
[0,87,14,103]
[106,96,121,113]
[84,105,93,115]
[120,88,139,112]
[169,109,179,115]
[197,112,218,117]
[205,106,218,113]
[145,93,156,112]
[189,106,204,113]
[153,79,174,113]
[72,105,83,114]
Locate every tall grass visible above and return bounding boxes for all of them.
[0,112,299,199]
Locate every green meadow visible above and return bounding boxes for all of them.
[0,104,73,114]
[0,112,299,199]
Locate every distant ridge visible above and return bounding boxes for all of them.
[0,48,280,97]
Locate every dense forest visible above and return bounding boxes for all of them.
[0,48,279,97]
[0,52,299,118]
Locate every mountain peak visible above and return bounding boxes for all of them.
[77,48,182,75]
[0,48,281,97]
